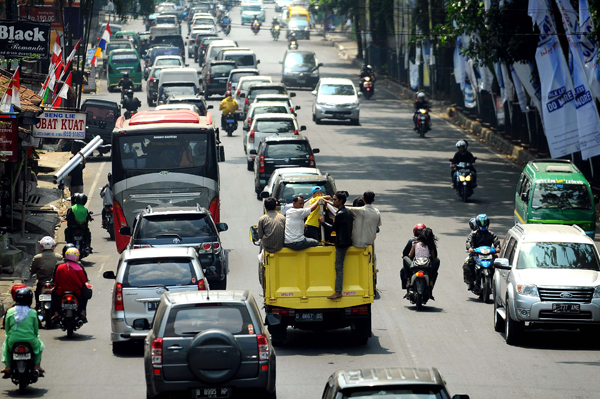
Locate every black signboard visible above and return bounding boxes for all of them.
[0,20,51,60]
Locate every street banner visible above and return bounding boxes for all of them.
[33,111,86,139]
[578,0,600,101]
[464,82,477,108]
[453,38,466,90]
[500,63,515,102]
[0,119,18,162]
[528,0,579,158]
[0,20,51,60]
[410,60,419,90]
[511,62,542,111]
[510,64,529,113]
[478,65,494,93]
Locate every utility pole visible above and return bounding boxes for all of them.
[428,0,435,99]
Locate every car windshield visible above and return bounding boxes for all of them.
[253,106,288,116]
[255,120,295,133]
[289,19,308,28]
[250,88,286,98]
[531,183,592,210]
[517,242,600,270]
[123,258,196,288]
[163,84,196,96]
[116,33,136,41]
[230,72,257,83]
[279,182,330,202]
[240,79,271,90]
[194,18,214,26]
[118,132,207,170]
[155,58,181,66]
[168,98,206,112]
[255,98,290,107]
[151,67,175,78]
[285,52,315,67]
[138,214,215,239]
[83,105,116,124]
[341,386,449,399]
[111,53,138,64]
[243,5,262,11]
[152,47,180,59]
[153,37,183,48]
[320,83,355,96]
[157,16,177,24]
[167,304,253,336]
[266,142,310,158]
[211,64,236,77]
[225,54,255,67]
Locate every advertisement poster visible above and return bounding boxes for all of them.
[0,20,51,60]
[33,111,87,139]
[0,119,18,162]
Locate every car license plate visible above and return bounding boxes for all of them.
[333,113,344,118]
[62,304,77,310]
[226,119,235,123]
[297,79,306,84]
[39,294,52,301]
[552,303,580,313]
[147,302,159,311]
[195,387,231,398]
[295,312,323,322]
[13,353,31,360]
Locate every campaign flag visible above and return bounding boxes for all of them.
[578,0,600,100]
[58,39,81,83]
[453,37,466,91]
[0,67,21,113]
[52,72,72,108]
[510,65,529,113]
[91,23,110,66]
[51,34,62,65]
[528,0,579,158]
[464,82,477,108]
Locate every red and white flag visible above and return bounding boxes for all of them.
[0,67,20,113]
[58,39,82,83]
[51,34,62,65]
[52,72,72,108]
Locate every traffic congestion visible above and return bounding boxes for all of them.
[3,0,600,399]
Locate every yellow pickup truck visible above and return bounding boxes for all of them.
[251,229,375,345]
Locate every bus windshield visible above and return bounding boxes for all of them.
[117,132,208,170]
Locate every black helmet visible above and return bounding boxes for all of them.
[468,217,478,231]
[15,288,33,307]
[78,193,88,206]
[62,243,75,258]
[71,193,79,204]
[123,72,130,78]
[126,89,134,98]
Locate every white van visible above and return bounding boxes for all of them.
[158,67,200,90]
[220,49,260,69]
[205,40,238,64]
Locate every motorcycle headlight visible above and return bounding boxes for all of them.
[516,284,539,297]
[459,175,466,182]
[593,286,600,298]
[466,175,471,181]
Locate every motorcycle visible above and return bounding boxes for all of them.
[69,212,93,259]
[224,112,237,137]
[36,279,54,329]
[415,108,430,138]
[58,285,91,338]
[272,25,280,40]
[288,39,298,50]
[100,184,114,239]
[223,24,231,35]
[124,110,137,119]
[451,158,477,202]
[252,21,261,34]
[360,76,374,99]
[405,257,432,310]
[8,343,39,393]
[472,246,496,303]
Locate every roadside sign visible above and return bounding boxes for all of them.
[86,48,94,65]
[33,111,87,139]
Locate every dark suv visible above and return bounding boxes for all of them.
[144,290,277,399]
[201,60,237,97]
[81,98,120,151]
[126,205,229,289]
[281,50,322,89]
[261,173,337,212]
[253,135,318,197]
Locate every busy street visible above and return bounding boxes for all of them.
[3,1,600,399]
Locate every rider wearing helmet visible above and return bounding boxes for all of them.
[450,140,477,190]
[219,90,238,129]
[65,193,92,252]
[360,64,374,80]
[123,89,141,115]
[29,236,62,306]
[463,214,500,291]
[52,248,89,323]
[1,288,45,378]
[272,16,279,27]
[400,223,426,288]
[118,72,134,92]
[413,92,430,130]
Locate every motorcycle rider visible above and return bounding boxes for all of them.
[252,14,260,29]
[118,72,134,102]
[122,89,141,118]
[271,16,280,32]
[463,214,500,291]
[451,140,477,190]
[65,193,92,252]
[400,223,426,287]
[100,173,113,231]
[402,227,440,294]
[29,236,62,306]
[359,64,375,90]
[413,92,431,130]
[51,248,89,323]
[219,91,238,130]
[1,288,45,378]
[288,31,298,48]
[222,13,231,28]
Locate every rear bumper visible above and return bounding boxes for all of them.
[283,74,318,87]
[266,306,371,330]
[314,106,359,120]
[205,83,228,95]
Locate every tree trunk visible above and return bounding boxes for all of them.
[354,14,363,60]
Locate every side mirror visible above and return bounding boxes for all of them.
[318,62,323,67]
[249,225,260,245]
[312,148,320,154]
[216,222,229,232]
[249,149,257,155]
[289,92,296,97]
[133,318,150,330]
[260,191,269,199]
[103,271,117,279]
[207,105,214,109]
[494,258,511,270]
[119,226,131,236]
[358,92,363,97]
[300,125,306,131]
[218,145,225,162]
[256,59,260,64]
[240,93,246,98]
[311,90,316,96]
[295,105,301,110]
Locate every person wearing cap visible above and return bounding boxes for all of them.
[304,186,331,241]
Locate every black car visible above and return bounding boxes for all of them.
[322,367,469,399]
[144,290,277,399]
[193,33,219,63]
[166,95,213,116]
[261,173,337,211]
[253,135,318,197]
[281,50,323,89]
[286,18,310,40]
[151,35,186,60]
[201,60,237,97]
[81,98,120,151]
[197,37,225,64]
[126,205,229,289]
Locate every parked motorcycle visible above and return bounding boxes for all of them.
[8,343,39,393]
[472,246,496,303]
[451,158,477,202]
[405,257,432,310]
[252,21,261,34]
[416,108,430,138]
[36,280,54,329]
[288,39,298,50]
[360,76,374,99]
[272,25,280,40]
[224,112,237,137]
[58,286,91,338]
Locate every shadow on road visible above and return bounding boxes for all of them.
[275,329,392,356]
[54,333,96,342]
[503,329,600,350]
[3,387,49,398]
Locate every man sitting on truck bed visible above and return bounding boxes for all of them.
[258,197,286,253]
[284,195,320,251]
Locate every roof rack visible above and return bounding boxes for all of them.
[528,158,571,172]
[513,223,525,236]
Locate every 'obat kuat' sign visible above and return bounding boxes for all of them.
[0,20,51,60]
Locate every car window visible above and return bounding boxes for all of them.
[240,79,271,90]
[251,88,286,98]
[137,214,215,238]
[111,53,138,64]
[278,182,330,202]
[506,237,517,264]
[166,304,253,336]
[254,106,288,116]
[341,385,449,399]
[153,36,184,48]
[517,242,600,270]
[266,142,310,158]
[255,120,295,132]
[83,105,116,123]
[531,182,592,210]
[123,258,197,287]
[152,299,168,334]
[194,18,215,26]
[152,47,180,59]
[211,64,236,76]
[230,72,257,83]
[225,54,255,66]
[288,19,308,29]
[155,58,182,66]
[520,177,531,202]
[162,84,197,97]
[106,43,132,53]
[320,84,355,96]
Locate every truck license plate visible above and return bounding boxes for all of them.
[195,387,231,398]
[552,303,580,313]
[147,302,159,311]
[39,294,52,301]
[295,312,323,322]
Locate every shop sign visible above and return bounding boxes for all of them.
[33,111,86,139]
[0,20,51,60]
[0,119,18,162]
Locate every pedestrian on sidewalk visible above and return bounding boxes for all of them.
[68,154,85,195]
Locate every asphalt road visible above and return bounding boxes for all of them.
[6,6,600,399]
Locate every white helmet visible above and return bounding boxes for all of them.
[39,236,56,250]
[456,139,468,149]
[417,92,426,100]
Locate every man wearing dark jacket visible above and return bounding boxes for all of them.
[321,191,353,300]
[463,214,500,291]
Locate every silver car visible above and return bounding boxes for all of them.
[312,77,360,125]
[103,247,208,354]
[493,224,600,345]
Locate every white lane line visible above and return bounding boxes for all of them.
[88,162,105,200]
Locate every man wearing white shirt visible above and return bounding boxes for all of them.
[284,195,320,250]
[347,191,381,247]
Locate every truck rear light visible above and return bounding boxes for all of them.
[257,334,269,360]
[345,305,369,316]
[114,282,124,311]
[259,155,265,173]
[151,338,163,365]
[249,130,255,143]
[198,279,207,290]
[271,307,294,317]
[209,195,220,223]
[309,155,315,168]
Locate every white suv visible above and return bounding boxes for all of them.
[493,224,600,345]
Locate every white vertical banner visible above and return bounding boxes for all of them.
[501,63,515,102]
[478,65,494,92]
[579,0,600,100]
[464,82,477,108]
[454,38,466,91]
[556,0,600,159]
[510,65,529,113]
[528,0,579,158]
[512,62,543,111]
[410,61,419,90]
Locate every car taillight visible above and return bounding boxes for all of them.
[212,242,221,252]
[294,129,298,135]
[236,89,241,97]
[228,82,232,89]
[149,77,154,84]
[249,130,255,143]
[245,97,249,106]
[247,117,252,126]
[151,338,163,365]
[209,195,220,223]
[132,245,151,249]
[309,155,315,168]
[115,282,124,311]
[206,72,210,84]
[257,334,269,361]
[259,155,265,173]
[198,279,207,290]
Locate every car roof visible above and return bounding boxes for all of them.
[209,40,237,47]
[253,113,295,120]
[230,68,259,74]
[161,67,197,74]
[249,102,290,109]
[166,290,250,305]
[108,39,132,45]
[524,159,585,180]
[274,167,322,178]
[168,95,205,101]
[319,77,354,85]
[262,135,308,143]
[285,50,315,55]
[121,246,197,260]
[511,224,593,244]
[156,104,199,112]
[82,98,119,107]
[155,55,182,59]
[239,76,271,83]
[210,60,237,65]
[249,83,286,90]
[255,94,291,99]
[110,49,138,55]
[280,175,329,183]
[334,368,445,390]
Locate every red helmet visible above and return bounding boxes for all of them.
[225,91,232,97]
[413,223,426,237]
[10,283,27,300]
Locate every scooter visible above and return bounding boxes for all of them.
[451,158,477,202]
[252,21,261,34]
[224,112,237,137]
[360,76,374,99]
[272,25,280,40]
[70,217,93,259]
[472,246,496,303]
[36,279,54,329]
[415,108,430,138]
[288,39,298,50]
[223,24,231,35]
[58,286,91,338]
[405,257,432,310]
[8,343,39,393]
[100,185,114,239]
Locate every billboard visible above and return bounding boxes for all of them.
[33,111,87,139]
[0,20,51,60]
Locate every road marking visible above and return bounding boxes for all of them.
[88,162,105,200]
[97,258,109,276]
